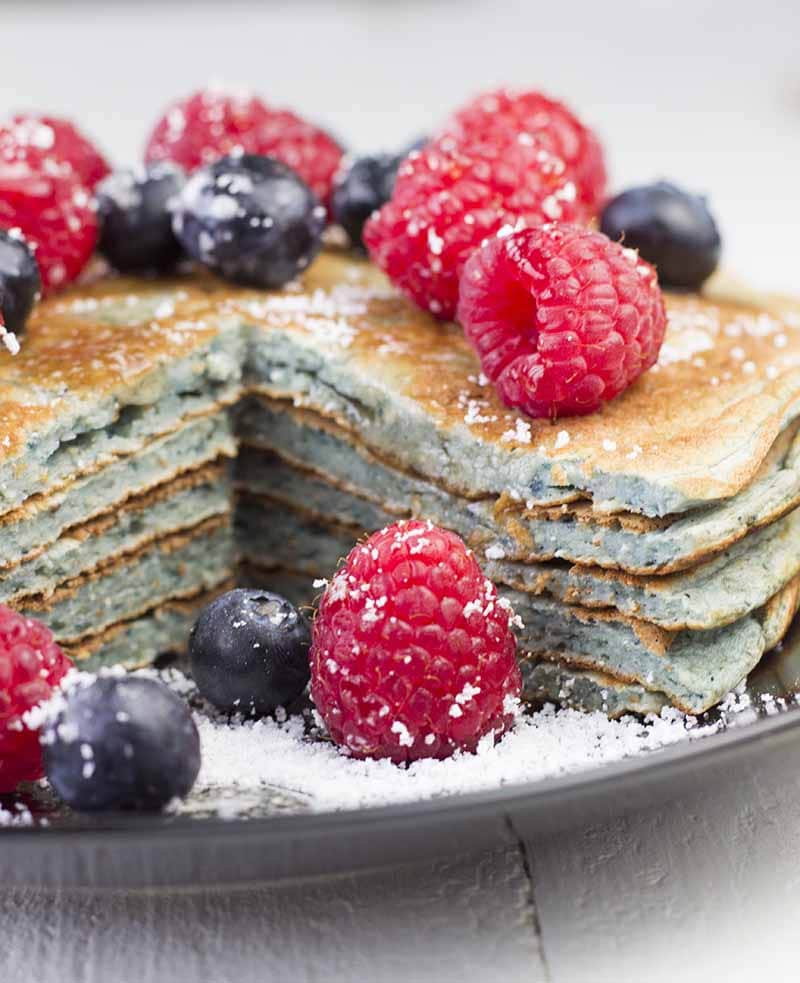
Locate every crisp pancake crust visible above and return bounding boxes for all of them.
[228,253,800,515]
[6,251,799,517]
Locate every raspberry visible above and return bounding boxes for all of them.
[363,136,586,320]
[0,606,73,793]
[443,88,607,211]
[0,114,110,189]
[250,109,344,210]
[310,520,521,763]
[144,88,343,209]
[144,88,273,171]
[457,224,667,419]
[0,162,98,293]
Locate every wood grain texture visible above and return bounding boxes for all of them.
[527,752,800,982]
[0,845,546,983]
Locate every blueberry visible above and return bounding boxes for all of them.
[331,154,403,249]
[172,154,325,288]
[0,230,41,335]
[96,162,186,274]
[189,589,311,716]
[600,181,721,289]
[42,676,200,812]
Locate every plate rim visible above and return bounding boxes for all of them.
[4,698,800,844]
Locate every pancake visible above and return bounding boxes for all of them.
[228,251,800,517]
[5,250,799,714]
[519,661,669,718]
[235,561,671,718]
[65,585,234,671]
[236,397,800,575]
[237,494,798,713]
[236,449,800,631]
[16,516,234,643]
[0,278,244,518]
[0,462,231,603]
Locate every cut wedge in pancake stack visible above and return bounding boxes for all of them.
[231,251,800,717]
[5,251,800,716]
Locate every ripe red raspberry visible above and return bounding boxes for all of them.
[363,136,586,320]
[144,87,273,170]
[457,224,667,419]
[144,88,343,208]
[0,114,110,189]
[443,88,607,212]
[0,606,73,793]
[0,162,98,293]
[310,520,521,764]
[250,109,343,210]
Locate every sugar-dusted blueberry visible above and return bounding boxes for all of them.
[0,230,41,337]
[42,675,201,812]
[171,154,325,288]
[189,588,311,716]
[332,139,426,249]
[96,162,186,273]
[600,181,721,289]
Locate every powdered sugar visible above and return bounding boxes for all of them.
[189,687,753,814]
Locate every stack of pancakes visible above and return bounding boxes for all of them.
[0,279,242,668]
[5,251,800,715]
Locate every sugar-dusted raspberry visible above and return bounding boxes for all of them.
[250,109,344,210]
[363,136,586,320]
[457,224,667,419]
[0,162,98,293]
[0,606,73,793]
[310,520,521,763]
[144,88,343,209]
[0,114,110,189]
[144,87,273,172]
[443,88,607,211]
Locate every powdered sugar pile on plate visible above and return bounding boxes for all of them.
[182,671,765,815]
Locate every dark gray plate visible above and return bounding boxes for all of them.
[4,623,800,890]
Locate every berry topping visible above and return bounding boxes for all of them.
[0,162,98,293]
[457,224,667,418]
[0,114,110,189]
[310,520,521,763]
[144,88,344,210]
[600,181,722,289]
[250,109,344,211]
[189,589,311,716]
[96,162,186,273]
[332,152,406,249]
[172,154,325,288]
[443,88,607,211]
[0,606,73,793]
[0,229,40,338]
[364,136,586,320]
[144,87,273,172]
[42,676,200,812]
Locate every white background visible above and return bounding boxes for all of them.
[3,3,800,980]
[2,0,799,292]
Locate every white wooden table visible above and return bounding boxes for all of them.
[2,2,799,979]
[4,751,800,982]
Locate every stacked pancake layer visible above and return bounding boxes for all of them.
[0,284,241,668]
[4,252,800,715]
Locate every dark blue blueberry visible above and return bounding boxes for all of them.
[189,589,311,716]
[600,181,721,289]
[332,139,426,250]
[0,230,41,335]
[42,676,200,812]
[332,153,404,249]
[172,154,325,288]
[96,162,186,274]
